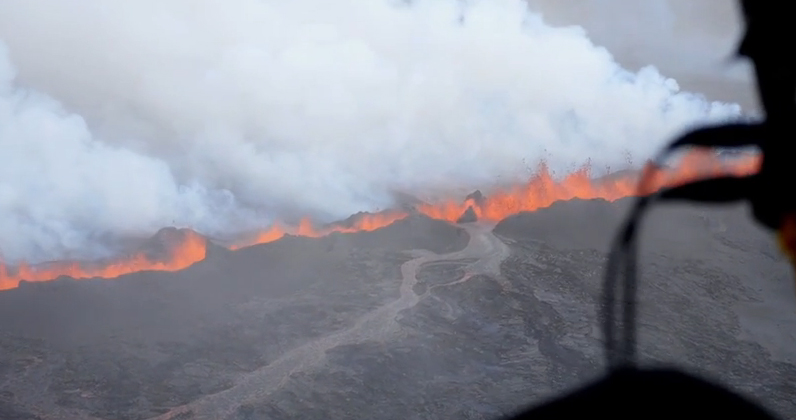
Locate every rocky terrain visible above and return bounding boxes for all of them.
[1,198,795,419]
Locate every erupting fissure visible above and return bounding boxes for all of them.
[0,152,761,291]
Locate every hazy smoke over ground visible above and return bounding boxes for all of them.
[526,0,747,76]
[524,0,757,111]
[0,0,742,263]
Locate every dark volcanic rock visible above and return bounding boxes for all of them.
[0,217,468,419]
[465,189,486,206]
[325,214,469,255]
[457,206,478,223]
[0,400,41,420]
[231,199,796,420]
[2,198,795,419]
[412,258,478,295]
[493,198,625,252]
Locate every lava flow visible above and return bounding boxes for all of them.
[229,211,410,250]
[418,150,762,222]
[0,230,208,291]
[0,150,762,290]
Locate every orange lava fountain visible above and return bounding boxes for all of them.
[419,150,761,222]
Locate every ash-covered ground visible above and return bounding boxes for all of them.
[1,198,794,420]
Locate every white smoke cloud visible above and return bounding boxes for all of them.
[0,0,743,263]
[0,43,262,263]
[524,0,757,111]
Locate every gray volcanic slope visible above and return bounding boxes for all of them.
[1,200,795,419]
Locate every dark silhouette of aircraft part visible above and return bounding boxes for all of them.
[505,1,794,418]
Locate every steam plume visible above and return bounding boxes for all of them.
[0,0,743,264]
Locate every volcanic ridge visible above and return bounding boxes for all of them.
[0,150,763,291]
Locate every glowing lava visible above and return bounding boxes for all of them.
[419,151,761,222]
[0,150,762,290]
[0,230,208,291]
[229,211,410,250]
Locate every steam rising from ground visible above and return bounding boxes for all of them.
[0,0,742,263]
